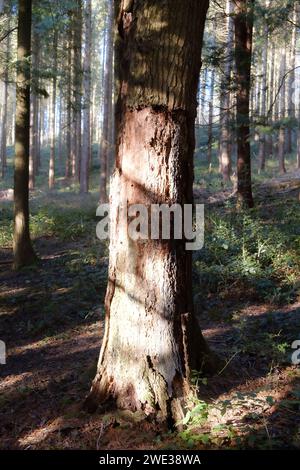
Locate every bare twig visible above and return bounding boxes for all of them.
[0,26,17,43]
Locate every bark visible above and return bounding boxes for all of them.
[278,46,287,174]
[90,82,97,168]
[287,4,297,154]
[70,3,82,180]
[297,85,300,169]
[198,67,208,126]
[266,41,275,158]
[298,4,300,169]
[29,29,40,189]
[255,56,261,120]
[49,31,58,189]
[234,0,254,209]
[86,0,216,425]
[80,0,92,193]
[297,124,300,169]
[207,68,215,167]
[70,15,77,179]
[58,82,64,166]
[0,18,10,179]
[75,1,83,182]
[65,24,72,178]
[219,0,234,182]
[13,0,37,269]
[258,0,269,172]
[99,0,114,203]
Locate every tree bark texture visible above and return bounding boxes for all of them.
[86,0,215,425]
[13,0,37,269]
[234,0,254,208]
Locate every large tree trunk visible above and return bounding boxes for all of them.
[13,0,37,269]
[234,0,254,209]
[86,0,215,424]
[80,0,92,194]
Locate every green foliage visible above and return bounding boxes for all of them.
[0,196,99,247]
[194,200,300,304]
[179,390,282,450]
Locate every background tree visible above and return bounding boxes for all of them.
[13,0,37,269]
[99,0,113,203]
[219,0,234,182]
[80,0,92,194]
[234,0,255,208]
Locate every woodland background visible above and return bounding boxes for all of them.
[0,0,300,450]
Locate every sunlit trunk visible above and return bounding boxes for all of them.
[86,0,216,425]
[13,0,37,269]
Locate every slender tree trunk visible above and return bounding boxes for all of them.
[90,82,97,166]
[267,41,275,158]
[13,0,37,269]
[75,1,83,182]
[71,12,77,178]
[219,0,234,182]
[234,0,254,209]
[297,10,300,170]
[29,101,35,190]
[29,29,39,189]
[58,83,64,167]
[297,118,300,169]
[68,2,83,182]
[99,0,113,203]
[258,0,269,172]
[287,5,297,154]
[80,0,92,193]
[278,46,287,174]
[66,23,72,178]
[37,96,43,169]
[86,0,216,424]
[0,19,10,179]
[199,67,208,126]
[49,31,58,189]
[255,56,262,122]
[207,68,215,167]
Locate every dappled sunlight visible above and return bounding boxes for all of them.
[1,0,300,454]
[0,286,29,300]
[0,372,32,393]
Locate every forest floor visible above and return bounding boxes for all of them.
[1,163,300,450]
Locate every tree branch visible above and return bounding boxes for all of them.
[267,66,300,118]
[0,26,17,44]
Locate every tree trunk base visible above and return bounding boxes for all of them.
[13,248,37,270]
[84,312,219,426]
